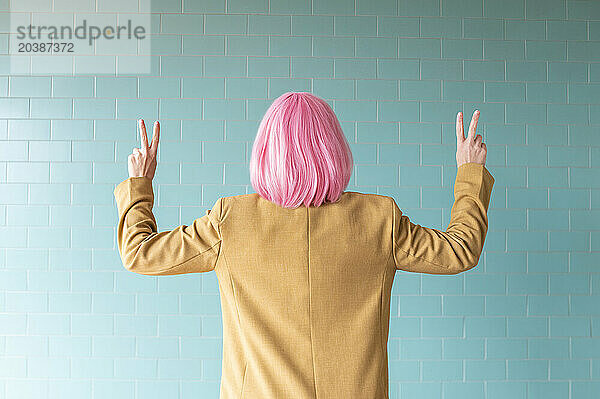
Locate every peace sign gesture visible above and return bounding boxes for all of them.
[455,110,487,168]
[128,119,160,179]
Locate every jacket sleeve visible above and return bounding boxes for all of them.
[113,176,222,275]
[391,162,495,275]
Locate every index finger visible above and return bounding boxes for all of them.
[139,119,149,150]
[150,121,160,155]
[456,111,465,142]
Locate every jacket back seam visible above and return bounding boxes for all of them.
[239,360,248,399]
[307,206,318,399]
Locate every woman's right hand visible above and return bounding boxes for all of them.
[456,109,487,167]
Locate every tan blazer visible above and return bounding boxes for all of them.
[114,162,495,399]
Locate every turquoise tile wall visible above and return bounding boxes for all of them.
[1,0,600,398]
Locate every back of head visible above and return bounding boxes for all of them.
[249,92,354,209]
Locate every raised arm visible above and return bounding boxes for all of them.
[114,119,222,275]
[392,110,495,275]
[114,176,223,275]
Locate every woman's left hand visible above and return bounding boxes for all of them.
[128,119,160,179]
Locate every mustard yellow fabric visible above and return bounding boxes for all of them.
[114,162,495,398]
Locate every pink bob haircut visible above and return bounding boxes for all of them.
[249,91,354,209]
